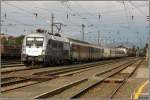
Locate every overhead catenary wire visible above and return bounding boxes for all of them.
[2,2,53,32]
[120,1,131,29]
[1,1,148,47]
[3,2,47,20]
[2,1,133,30]
[1,15,36,27]
[125,2,134,21]
[128,1,148,16]
[60,1,93,25]
[30,2,87,35]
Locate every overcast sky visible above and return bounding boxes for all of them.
[1,1,149,48]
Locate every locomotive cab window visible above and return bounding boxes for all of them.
[26,37,34,46]
[35,37,44,47]
[26,37,44,47]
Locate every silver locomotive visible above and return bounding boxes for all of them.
[21,29,127,66]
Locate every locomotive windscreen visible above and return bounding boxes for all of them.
[26,37,44,47]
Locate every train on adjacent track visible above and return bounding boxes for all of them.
[21,29,127,66]
[1,45,21,59]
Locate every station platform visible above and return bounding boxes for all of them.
[133,80,149,100]
[133,59,149,100]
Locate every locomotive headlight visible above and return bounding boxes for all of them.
[42,50,45,55]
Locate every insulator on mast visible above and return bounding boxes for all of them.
[98,14,101,20]
[4,13,7,19]
[33,13,38,18]
[131,16,134,20]
[67,14,69,20]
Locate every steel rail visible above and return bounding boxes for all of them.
[33,59,138,99]
[70,60,138,99]
[109,60,144,99]
[1,59,121,92]
[1,58,131,92]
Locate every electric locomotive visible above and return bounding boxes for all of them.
[21,29,127,66]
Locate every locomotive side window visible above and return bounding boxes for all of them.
[52,41,57,48]
[59,42,63,49]
[57,42,62,49]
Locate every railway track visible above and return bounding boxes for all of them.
[2,57,129,77]
[109,59,143,99]
[1,60,27,74]
[1,66,29,74]
[1,60,20,64]
[71,59,143,99]
[1,60,22,67]
[1,63,24,68]
[1,58,133,92]
[32,58,140,99]
[1,57,132,74]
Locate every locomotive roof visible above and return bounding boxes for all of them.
[25,32,45,37]
[26,31,106,49]
[25,32,69,42]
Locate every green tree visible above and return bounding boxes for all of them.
[2,38,15,46]
[15,35,24,45]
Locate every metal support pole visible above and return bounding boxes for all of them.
[98,31,100,45]
[51,13,54,34]
[148,0,150,96]
[82,24,85,41]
